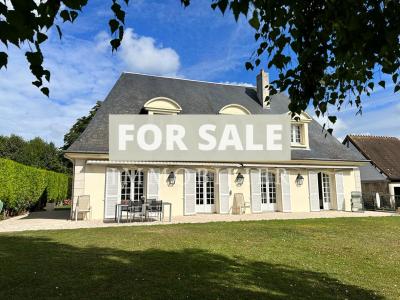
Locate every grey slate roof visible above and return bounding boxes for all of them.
[67,72,363,162]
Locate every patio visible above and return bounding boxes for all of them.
[0,209,397,233]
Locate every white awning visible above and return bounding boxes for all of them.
[86,160,241,167]
[86,160,357,169]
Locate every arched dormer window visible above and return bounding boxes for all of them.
[289,111,312,149]
[144,97,182,115]
[219,104,251,115]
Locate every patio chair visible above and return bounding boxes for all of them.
[129,201,144,222]
[74,195,92,221]
[120,200,131,222]
[147,199,163,221]
[351,191,364,212]
[233,193,250,214]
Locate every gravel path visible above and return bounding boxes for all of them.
[0,210,397,233]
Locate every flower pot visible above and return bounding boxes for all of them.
[46,202,55,211]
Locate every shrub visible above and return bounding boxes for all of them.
[0,158,69,215]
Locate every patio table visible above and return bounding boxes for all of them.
[115,204,129,223]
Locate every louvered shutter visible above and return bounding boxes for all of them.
[250,169,262,213]
[354,168,362,192]
[280,170,292,212]
[335,172,345,210]
[219,169,230,214]
[184,169,196,215]
[147,168,160,200]
[105,167,120,219]
[308,171,320,212]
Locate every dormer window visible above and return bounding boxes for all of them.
[144,97,182,115]
[290,112,312,149]
[219,104,251,115]
[291,124,302,144]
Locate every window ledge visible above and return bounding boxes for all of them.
[291,143,309,149]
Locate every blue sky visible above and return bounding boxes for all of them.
[0,0,399,146]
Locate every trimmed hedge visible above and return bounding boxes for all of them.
[0,158,69,214]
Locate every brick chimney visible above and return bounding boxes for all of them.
[256,69,270,109]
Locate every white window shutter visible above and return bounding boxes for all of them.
[219,169,230,214]
[105,167,120,219]
[280,170,292,212]
[250,169,262,213]
[308,171,320,211]
[335,172,345,210]
[354,168,362,192]
[147,168,160,200]
[184,169,196,215]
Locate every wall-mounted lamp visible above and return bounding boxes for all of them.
[295,174,304,186]
[235,172,245,186]
[167,171,176,186]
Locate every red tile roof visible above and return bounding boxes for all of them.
[345,135,400,181]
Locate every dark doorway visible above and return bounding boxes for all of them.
[394,187,400,209]
[318,172,323,209]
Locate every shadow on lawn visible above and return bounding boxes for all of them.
[0,235,382,300]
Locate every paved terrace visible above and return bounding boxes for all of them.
[0,210,397,233]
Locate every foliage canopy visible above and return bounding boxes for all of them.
[0,134,68,173]
[1,0,400,129]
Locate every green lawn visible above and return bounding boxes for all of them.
[0,217,399,299]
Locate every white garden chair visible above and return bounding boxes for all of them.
[74,195,92,221]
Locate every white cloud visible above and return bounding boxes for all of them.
[219,81,254,87]
[0,33,119,146]
[309,86,400,140]
[0,26,183,146]
[118,28,180,76]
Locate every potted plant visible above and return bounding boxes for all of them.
[45,200,56,211]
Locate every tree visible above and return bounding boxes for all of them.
[0,134,25,161]
[62,101,102,150]
[0,135,68,173]
[1,1,400,130]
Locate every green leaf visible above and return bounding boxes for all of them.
[378,80,385,88]
[55,25,63,39]
[60,10,71,22]
[109,19,119,34]
[394,84,400,93]
[249,11,260,30]
[43,70,50,82]
[392,73,398,84]
[0,52,7,69]
[70,11,78,22]
[32,80,42,88]
[37,32,47,44]
[245,62,253,70]
[118,26,124,40]
[110,38,121,51]
[40,87,49,97]
[328,116,337,124]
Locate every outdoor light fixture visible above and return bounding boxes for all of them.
[167,171,176,186]
[235,172,245,186]
[296,174,304,186]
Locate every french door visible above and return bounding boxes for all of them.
[261,171,277,211]
[195,171,215,213]
[318,172,331,210]
[120,169,145,201]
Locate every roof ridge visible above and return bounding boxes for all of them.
[122,72,256,88]
[349,134,399,140]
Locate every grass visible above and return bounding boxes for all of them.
[0,217,399,299]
